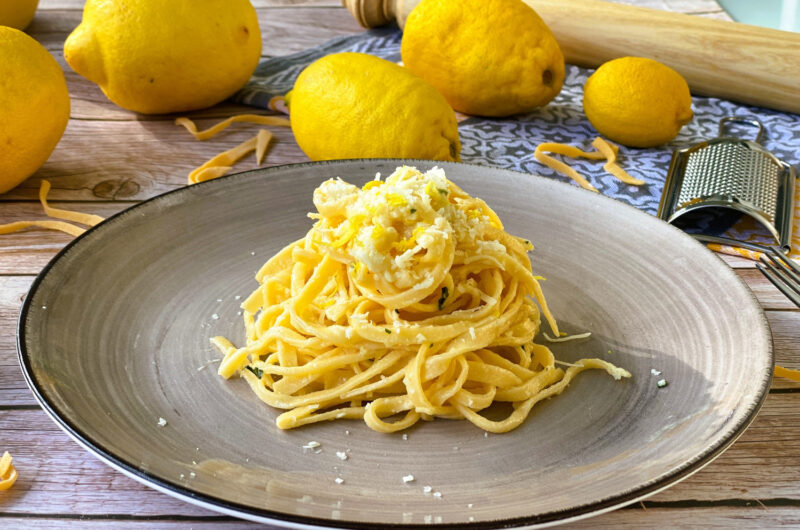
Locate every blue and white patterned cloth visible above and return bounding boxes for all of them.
[234,27,799,256]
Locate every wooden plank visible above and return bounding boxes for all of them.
[0,392,799,518]
[0,277,37,407]
[0,411,216,518]
[0,521,253,530]
[0,119,303,202]
[737,268,800,310]
[0,203,130,275]
[1,506,799,529]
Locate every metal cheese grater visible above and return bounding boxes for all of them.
[658,117,796,252]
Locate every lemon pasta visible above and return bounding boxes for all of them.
[213,166,629,433]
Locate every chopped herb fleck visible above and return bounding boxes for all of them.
[384,328,392,334]
[245,365,264,378]
[657,379,668,388]
[429,343,434,348]
[437,286,450,310]
[410,208,417,214]
[437,188,449,195]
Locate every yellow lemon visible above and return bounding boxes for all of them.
[288,52,460,162]
[64,0,261,115]
[401,0,564,117]
[0,0,39,30]
[0,27,69,195]
[583,57,693,148]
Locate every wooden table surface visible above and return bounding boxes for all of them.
[2,0,799,528]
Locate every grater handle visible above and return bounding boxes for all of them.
[718,117,765,143]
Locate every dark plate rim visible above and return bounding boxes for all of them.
[17,159,774,529]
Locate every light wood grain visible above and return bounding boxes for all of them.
[0,203,130,274]
[0,119,304,202]
[2,393,800,519]
[3,507,800,529]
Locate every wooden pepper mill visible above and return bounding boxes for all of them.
[342,0,800,115]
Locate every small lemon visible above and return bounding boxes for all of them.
[64,0,261,115]
[583,57,693,148]
[289,52,460,162]
[0,27,70,195]
[401,0,564,117]
[0,0,39,30]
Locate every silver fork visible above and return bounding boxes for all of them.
[756,246,800,307]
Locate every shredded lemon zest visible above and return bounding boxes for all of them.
[0,451,18,491]
[175,114,290,141]
[775,365,800,382]
[591,137,645,186]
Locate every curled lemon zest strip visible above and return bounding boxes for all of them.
[591,137,645,186]
[0,220,85,237]
[0,451,18,491]
[0,180,104,237]
[534,137,643,192]
[188,135,260,184]
[39,180,105,227]
[533,143,598,192]
[775,365,800,382]
[175,114,289,141]
[256,129,274,165]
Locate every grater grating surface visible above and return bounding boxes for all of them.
[658,117,796,252]
[679,142,781,220]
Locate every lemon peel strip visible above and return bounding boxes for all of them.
[175,115,290,141]
[256,129,274,165]
[774,365,800,382]
[0,180,105,238]
[533,143,598,192]
[0,451,18,491]
[39,180,105,226]
[188,135,259,184]
[0,220,85,237]
[591,137,645,186]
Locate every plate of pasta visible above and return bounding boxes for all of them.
[19,160,772,528]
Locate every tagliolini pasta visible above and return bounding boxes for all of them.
[212,166,629,433]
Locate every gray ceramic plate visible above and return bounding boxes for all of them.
[19,160,772,528]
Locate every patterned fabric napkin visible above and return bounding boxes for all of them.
[234,27,799,263]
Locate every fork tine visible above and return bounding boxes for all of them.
[769,246,800,279]
[758,252,800,307]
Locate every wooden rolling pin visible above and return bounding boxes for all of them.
[343,0,800,115]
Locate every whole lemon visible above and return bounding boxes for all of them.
[289,52,460,162]
[0,27,69,195]
[64,0,261,115]
[583,57,693,148]
[0,0,39,30]
[401,0,564,117]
